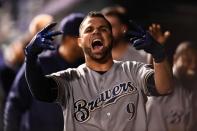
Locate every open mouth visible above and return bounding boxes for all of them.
[92,39,104,51]
[187,69,196,76]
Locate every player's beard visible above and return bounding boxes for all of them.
[174,66,197,87]
[112,34,124,47]
[83,43,113,63]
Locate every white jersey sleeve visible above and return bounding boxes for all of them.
[126,61,154,96]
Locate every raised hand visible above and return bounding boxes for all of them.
[127,21,165,63]
[148,23,170,45]
[25,23,62,58]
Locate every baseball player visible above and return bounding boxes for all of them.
[24,11,174,131]
[147,41,197,131]
[101,6,148,63]
[4,13,85,131]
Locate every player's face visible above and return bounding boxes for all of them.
[174,49,197,80]
[105,16,126,44]
[78,16,113,61]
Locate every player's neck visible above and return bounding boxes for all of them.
[85,56,114,72]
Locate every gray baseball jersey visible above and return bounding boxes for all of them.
[118,45,148,63]
[147,79,197,131]
[47,60,154,131]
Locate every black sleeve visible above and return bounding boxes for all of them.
[25,56,57,102]
[4,66,31,131]
[146,73,161,96]
[147,74,172,96]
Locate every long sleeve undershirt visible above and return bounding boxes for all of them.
[25,56,57,102]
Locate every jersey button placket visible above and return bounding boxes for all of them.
[107,112,111,117]
[100,77,104,90]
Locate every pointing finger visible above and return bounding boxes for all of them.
[40,22,57,34]
[44,31,63,39]
[40,41,55,50]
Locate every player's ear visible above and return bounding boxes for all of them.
[121,24,128,34]
[77,37,82,48]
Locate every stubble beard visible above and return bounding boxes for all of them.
[175,69,197,87]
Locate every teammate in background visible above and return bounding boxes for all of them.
[24,11,173,131]
[4,13,85,131]
[0,83,4,131]
[146,27,197,130]
[101,6,147,63]
[0,14,54,99]
[1,14,53,131]
[3,14,55,131]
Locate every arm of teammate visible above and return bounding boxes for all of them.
[4,65,31,131]
[128,22,174,95]
[25,23,62,102]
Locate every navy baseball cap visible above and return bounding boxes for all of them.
[59,13,85,37]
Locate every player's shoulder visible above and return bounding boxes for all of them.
[114,60,146,67]
[63,63,87,77]
[46,64,83,77]
[114,60,153,73]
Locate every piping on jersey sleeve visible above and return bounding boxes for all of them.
[134,63,154,96]
[143,69,154,96]
[46,71,69,106]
